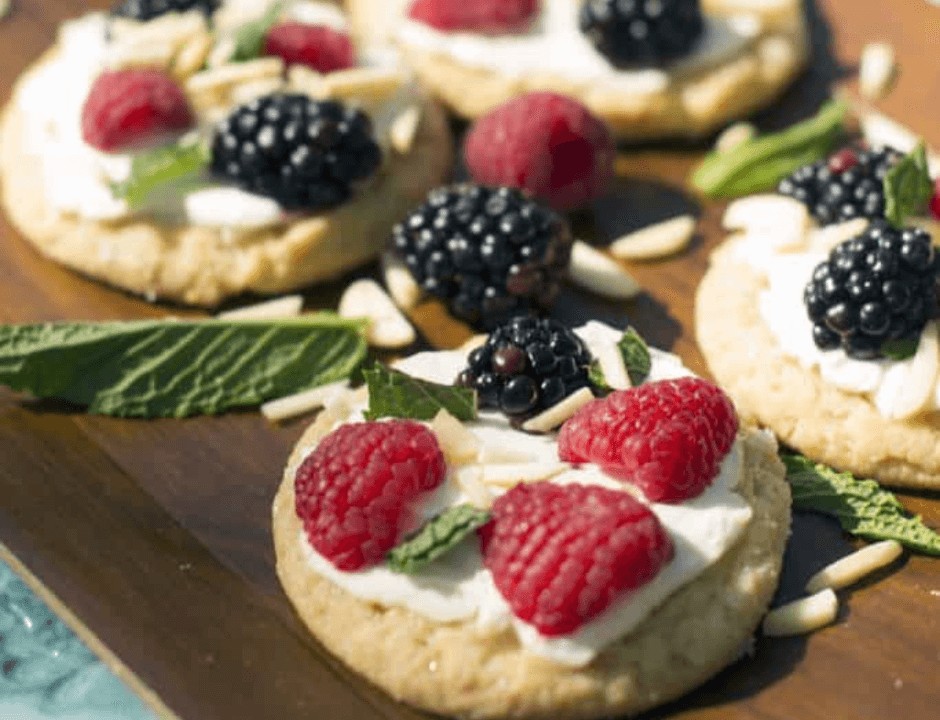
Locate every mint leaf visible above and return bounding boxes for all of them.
[618,327,651,386]
[230,1,284,62]
[363,364,476,422]
[0,314,366,418]
[783,454,940,555]
[883,142,933,228]
[588,360,611,394]
[691,101,847,198]
[111,141,210,208]
[388,505,491,574]
[881,338,919,361]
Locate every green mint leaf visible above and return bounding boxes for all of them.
[883,142,933,228]
[619,327,651,386]
[388,505,491,574]
[111,141,210,208]
[588,360,611,394]
[230,1,284,62]
[881,338,919,361]
[363,364,476,422]
[691,101,848,198]
[783,454,940,556]
[0,314,366,418]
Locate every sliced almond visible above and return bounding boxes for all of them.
[172,31,214,81]
[389,105,422,155]
[287,64,325,97]
[808,218,869,253]
[459,334,488,354]
[480,462,570,488]
[453,466,493,509]
[714,122,756,153]
[338,279,417,349]
[569,241,642,299]
[431,409,480,466]
[609,215,696,261]
[477,444,534,464]
[762,589,838,637]
[0,0,11,19]
[723,195,810,252]
[874,321,939,420]
[106,42,176,71]
[319,68,407,105]
[806,541,903,594]
[521,387,596,434]
[859,42,898,101]
[207,37,237,68]
[185,57,284,95]
[216,295,303,320]
[230,77,287,106]
[593,341,631,391]
[380,251,422,311]
[260,380,350,423]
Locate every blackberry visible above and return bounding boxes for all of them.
[390,185,573,329]
[804,221,939,359]
[210,94,382,212]
[457,317,594,420]
[778,146,904,226]
[579,0,705,68]
[111,0,219,21]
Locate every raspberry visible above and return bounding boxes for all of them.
[407,0,539,34]
[263,22,356,74]
[294,420,447,571]
[81,70,194,152]
[464,92,616,211]
[558,378,738,503]
[480,483,673,636]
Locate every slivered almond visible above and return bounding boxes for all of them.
[173,31,214,81]
[186,57,284,95]
[319,67,407,104]
[874,321,939,420]
[480,462,570,487]
[106,42,176,71]
[389,105,422,155]
[453,466,493,509]
[569,241,642,299]
[593,341,631,390]
[609,215,696,261]
[0,0,9,19]
[459,334,488,353]
[260,380,350,422]
[431,409,480,466]
[808,218,869,253]
[805,541,903,594]
[477,444,534,464]
[859,42,898,101]
[230,77,286,105]
[207,37,236,68]
[287,64,325,97]
[714,122,756,153]
[216,295,303,320]
[380,251,422,311]
[762,589,838,637]
[338,279,416,349]
[521,387,596,433]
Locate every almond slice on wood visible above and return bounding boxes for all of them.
[389,105,422,155]
[380,251,422,311]
[431,409,480,466]
[859,42,898,101]
[609,215,696,261]
[338,279,417,349]
[260,380,350,422]
[0,0,12,20]
[217,295,303,320]
[569,241,642,299]
[521,387,596,433]
[805,541,903,594]
[762,589,838,637]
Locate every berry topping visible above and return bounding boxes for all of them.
[558,378,739,503]
[804,220,939,359]
[464,92,616,211]
[263,22,356,74]
[294,420,447,571]
[777,145,904,226]
[480,482,673,636]
[457,317,594,419]
[110,0,219,21]
[390,185,573,328]
[579,0,704,68]
[407,0,539,34]
[210,93,382,211]
[81,70,194,152]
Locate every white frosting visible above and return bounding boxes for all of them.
[296,322,755,666]
[395,0,758,95]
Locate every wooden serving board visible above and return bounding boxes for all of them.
[0,1,938,719]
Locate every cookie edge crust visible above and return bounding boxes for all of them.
[0,47,454,307]
[273,400,791,720]
[345,0,809,140]
[695,242,940,490]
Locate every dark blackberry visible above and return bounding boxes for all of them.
[457,317,594,420]
[579,0,704,68]
[210,94,382,212]
[803,221,939,359]
[390,185,573,329]
[111,0,219,21]
[778,145,904,226]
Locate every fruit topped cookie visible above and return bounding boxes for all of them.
[0,0,453,305]
[345,0,810,140]
[273,319,791,718]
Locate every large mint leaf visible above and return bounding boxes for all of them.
[111,141,210,208]
[783,454,940,556]
[883,142,933,228]
[0,315,366,418]
[363,364,476,421]
[388,504,491,574]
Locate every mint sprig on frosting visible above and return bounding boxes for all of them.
[387,505,492,574]
[363,364,477,422]
[589,326,652,393]
[883,142,934,228]
[111,139,211,208]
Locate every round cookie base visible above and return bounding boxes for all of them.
[0,49,454,307]
[696,243,940,490]
[273,398,791,720]
[346,0,809,140]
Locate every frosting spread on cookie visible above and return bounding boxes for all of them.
[296,322,755,667]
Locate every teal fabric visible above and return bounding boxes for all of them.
[0,561,155,719]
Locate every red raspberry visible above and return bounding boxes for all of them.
[81,70,194,152]
[408,0,539,34]
[930,178,940,220]
[480,483,673,636]
[464,92,615,211]
[294,420,446,571]
[558,378,738,504]
[263,22,356,74]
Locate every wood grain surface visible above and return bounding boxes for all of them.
[0,1,938,719]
